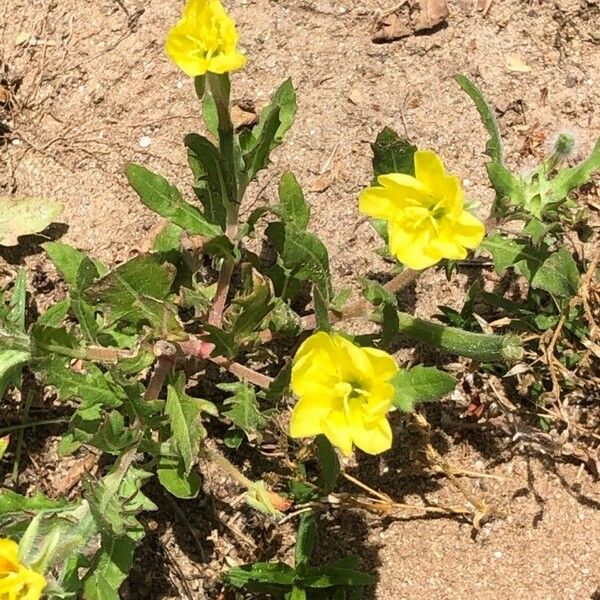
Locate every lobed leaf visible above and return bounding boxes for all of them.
[390,365,457,413]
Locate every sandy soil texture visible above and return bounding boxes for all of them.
[1,0,599,598]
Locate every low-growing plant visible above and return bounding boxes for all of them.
[1,0,598,598]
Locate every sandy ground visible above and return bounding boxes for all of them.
[1,0,600,598]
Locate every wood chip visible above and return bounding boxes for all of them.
[506,54,532,73]
[415,0,449,31]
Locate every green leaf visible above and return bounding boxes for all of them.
[300,566,376,589]
[165,373,205,474]
[265,362,292,401]
[224,562,296,588]
[243,104,282,183]
[37,299,71,327]
[286,587,307,600]
[83,255,181,333]
[315,435,339,494]
[157,442,201,499]
[202,92,219,138]
[220,381,268,440]
[82,535,136,600]
[454,75,525,208]
[266,222,332,330]
[0,490,70,518]
[229,271,274,341]
[360,278,397,307]
[6,269,27,331]
[549,137,600,202]
[43,242,102,289]
[371,127,416,179]
[125,164,221,238]
[203,324,237,358]
[278,171,310,229]
[152,222,184,253]
[482,234,579,298]
[0,197,62,246]
[295,511,317,570]
[531,246,579,299]
[0,349,29,397]
[390,365,456,413]
[185,133,231,230]
[242,79,297,184]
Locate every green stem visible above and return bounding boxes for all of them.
[207,72,239,234]
[0,418,68,435]
[397,312,523,363]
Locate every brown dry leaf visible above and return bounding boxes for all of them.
[415,0,449,31]
[506,54,532,73]
[311,173,332,193]
[372,13,411,43]
[231,103,258,130]
[52,453,99,496]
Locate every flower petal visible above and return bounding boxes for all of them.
[348,405,393,455]
[414,150,447,193]
[378,173,429,206]
[452,211,486,249]
[321,409,354,456]
[291,332,338,397]
[388,223,439,270]
[362,348,398,384]
[289,396,336,438]
[358,187,398,220]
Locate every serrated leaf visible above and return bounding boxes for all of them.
[454,75,525,208]
[278,171,310,229]
[220,381,268,439]
[125,164,221,238]
[360,278,397,307]
[549,137,600,203]
[0,490,71,517]
[185,133,231,230]
[265,222,332,331]
[165,373,205,474]
[242,79,296,184]
[482,234,579,298]
[43,242,103,289]
[371,127,416,179]
[530,246,579,298]
[390,366,456,412]
[37,299,71,327]
[295,511,317,570]
[0,197,62,246]
[83,255,181,334]
[82,535,136,600]
[203,324,237,358]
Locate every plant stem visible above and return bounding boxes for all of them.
[144,342,177,401]
[208,355,273,388]
[201,444,255,490]
[0,418,68,435]
[396,312,523,363]
[207,257,235,327]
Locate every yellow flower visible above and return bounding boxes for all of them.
[0,539,46,600]
[359,150,485,270]
[165,0,246,77]
[289,332,398,456]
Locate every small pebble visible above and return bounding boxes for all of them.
[139,135,152,148]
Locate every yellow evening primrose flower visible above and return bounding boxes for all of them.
[289,332,399,456]
[165,0,246,77]
[359,150,485,270]
[0,539,46,600]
